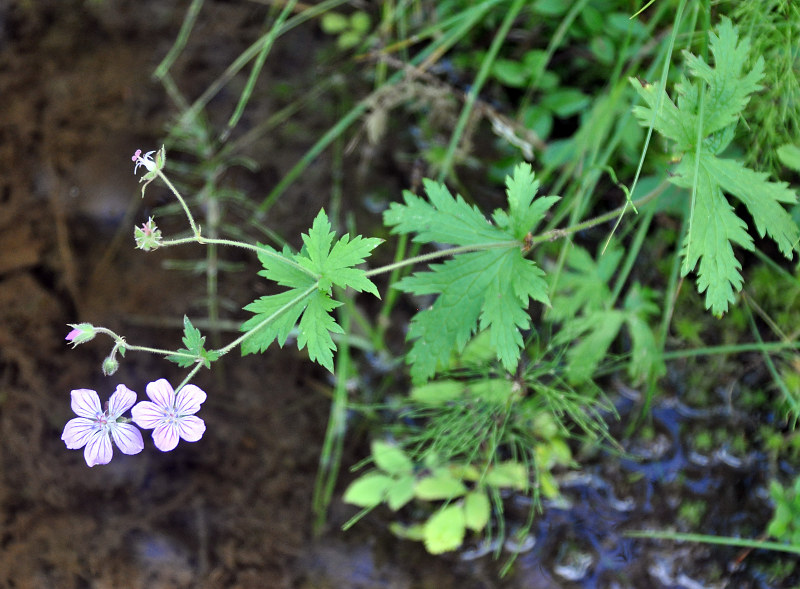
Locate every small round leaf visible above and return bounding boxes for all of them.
[424,505,466,554]
[343,472,393,508]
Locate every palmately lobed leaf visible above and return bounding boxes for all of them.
[256,244,315,288]
[630,78,692,149]
[240,290,309,354]
[243,209,382,371]
[708,157,798,257]
[296,291,343,372]
[480,250,549,372]
[682,17,764,137]
[675,158,752,316]
[400,254,489,382]
[166,316,218,368]
[384,182,510,246]
[386,163,556,382]
[301,209,337,273]
[631,17,798,316]
[503,163,559,239]
[324,233,383,295]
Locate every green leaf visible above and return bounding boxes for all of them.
[398,250,548,381]
[539,470,560,499]
[491,58,528,88]
[675,155,753,315]
[681,18,764,137]
[410,380,464,405]
[623,285,666,382]
[241,209,381,371]
[297,291,343,372]
[549,242,622,321]
[559,311,625,384]
[240,290,309,354]
[371,440,413,476]
[463,490,491,532]
[299,210,382,294]
[255,244,314,288]
[166,315,219,368]
[320,12,348,34]
[540,88,591,118]
[349,12,371,34]
[415,472,467,500]
[386,475,416,511]
[343,472,393,508]
[551,246,663,383]
[631,17,798,316]
[496,163,559,239]
[777,144,800,173]
[709,156,798,257]
[423,505,466,554]
[389,522,426,541]
[467,378,517,405]
[484,461,527,490]
[384,182,510,247]
[384,164,555,381]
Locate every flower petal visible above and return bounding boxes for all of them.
[146,379,175,410]
[108,384,137,417]
[175,384,206,415]
[131,400,165,430]
[152,423,180,452]
[177,415,205,442]
[70,389,101,419]
[111,423,144,455]
[84,430,112,467]
[62,417,96,449]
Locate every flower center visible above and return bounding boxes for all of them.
[163,407,179,424]
[95,412,111,430]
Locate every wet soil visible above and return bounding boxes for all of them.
[1,1,797,588]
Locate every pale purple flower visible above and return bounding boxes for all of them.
[62,385,144,467]
[65,328,81,342]
[132,379,206,452]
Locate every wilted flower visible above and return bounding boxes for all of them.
[62,385,144,467]
[131,146,166,198]
[134,216,162,251]
[131,149,157,174]
[132,379,206,452]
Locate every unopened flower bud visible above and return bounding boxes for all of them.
[102,356,120,376]
[65,323,96,347]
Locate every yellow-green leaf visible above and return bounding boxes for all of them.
[389,521,425,541]
[463,490,491,531]
[410,380,463,404]
[415,472,467,500]
[539,470,560,499]
[424,505,466,554]
[485,461,528,490]
[387,475,416,511]
[342,472,392,508]
[371,440,413,475]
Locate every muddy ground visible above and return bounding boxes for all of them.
[0,1,499,587]
[0,1,796,588]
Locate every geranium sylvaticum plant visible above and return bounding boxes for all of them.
[61,16,799,564]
